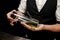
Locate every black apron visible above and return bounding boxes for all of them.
[23,0,57,39]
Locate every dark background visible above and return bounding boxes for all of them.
[0,0,21,35]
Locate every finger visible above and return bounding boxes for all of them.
[16,10,24,16]
[9,19,17,26]
[14,17,18,21]
[10,22,14,26]
[10,10,17,13]
[7,12,13,20]
[12,10,18,14]
[9,16,18,24]
[20,22,35,31]
[7,10,17,20]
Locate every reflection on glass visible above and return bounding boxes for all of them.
[12,12,39,27]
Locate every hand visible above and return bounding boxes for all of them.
[20,22,36,31]
[20,21,44,31]
[34,24,44,31]
[7,10,18,26]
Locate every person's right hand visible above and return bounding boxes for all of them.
[7,10,18,26]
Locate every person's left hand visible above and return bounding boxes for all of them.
[20,21,44,31]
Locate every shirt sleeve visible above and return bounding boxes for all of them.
[18,0,26,13]
[56,0,60,21]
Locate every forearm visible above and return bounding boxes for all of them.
[44,24,60,32]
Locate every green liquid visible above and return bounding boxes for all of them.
[26,22,38,27]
